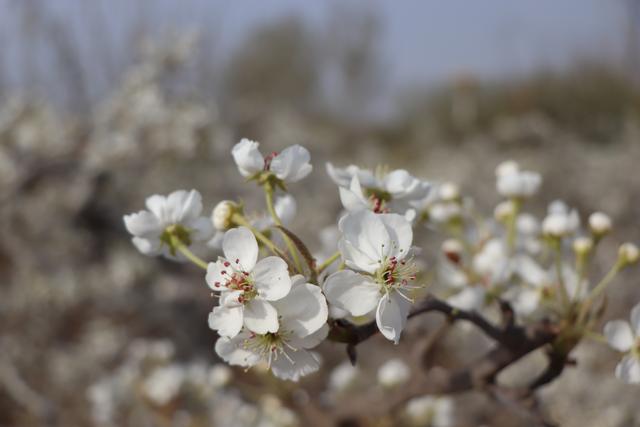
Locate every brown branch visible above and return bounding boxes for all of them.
[327,294,561,425]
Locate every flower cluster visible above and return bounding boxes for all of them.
[124,144,640,391]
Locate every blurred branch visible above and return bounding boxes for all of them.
[328,294,562,426]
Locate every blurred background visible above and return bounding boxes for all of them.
[1,1,640,426]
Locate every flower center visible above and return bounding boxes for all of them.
[242,330,297,366]
[263,151,278,171]
[375,255,418,291]
[215,259,257,303]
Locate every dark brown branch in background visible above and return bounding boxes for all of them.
[325,294,565,426]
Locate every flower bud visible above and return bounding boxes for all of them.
[618,243,639,266]
[211,200,238,231]
[572,236,593,256]
[439,182,460,202]
[441,239,464,264]
[588,212,612,236]
[494,200,516,222]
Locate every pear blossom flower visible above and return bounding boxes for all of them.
[473,238,512,286]
[604,303,640,384]
[231,139,312,183]
[542,200,580,237]
[377,358,411,387]
[588,211,612,236]
[324,210,418,343]
[207,227,291,337]
[495,160,541,198]
[215,275,329,381]
[327,163,430,216]
[328,361,359,392]
[123,189,213,259]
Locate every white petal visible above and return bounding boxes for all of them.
[288,323,329,349]
[631,303,640,336]
[124,211,161,237]
[145,194,168,222]
[231,139,264,177]
[166,190,191,223]
[376,291,411,344]
[270,145,312,182]
[215,333,261,367]
[220,290,244,308]
[339,210,391,267]
[131,237,162,256]
[326,162,356,187]
[339,186,368,212]
[223,227,258,272]
[270,349,320,381]
[604,320,634,352]
[273,281,328,337]
[206,260,229,291]
[323,270,380,317]
[378,213,413,260]
[338,238,378,274]
[274,194,297,225]
[177,190,203,223]
[252,256,291,300]
[243,299,279,334]
[208,305,243,338]
[514,256,547,288]
[188,217,214,242]
[615,355,640,384]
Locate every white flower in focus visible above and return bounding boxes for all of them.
[324,210,418,343]
[231,139,312,183]
[142,365,185,406]
[207,227,291,337]
[328,361,359,392]
[215,275,329,381]
[495,160,541,198]
[377,358,410,387]
[405,395,454,427]
[327,163,430,216]
[542,201,580,237]
[123,189,213,259]
[604,303,640,384]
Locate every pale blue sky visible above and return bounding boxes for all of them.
[0,0,629,97]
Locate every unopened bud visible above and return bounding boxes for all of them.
[618,243,639,266]
[442,239,464,264]
[212,200,239,231]
[439,182,460,202]
[588,212,612,236]
[572,236,593,255]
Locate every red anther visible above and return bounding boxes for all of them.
[214,282,220,287]
[221,270,227,275]
[263,152,279,170]
[243,271,249,276]
[223,261,231,267]
[401,279,408,286]
[235,258,240,264]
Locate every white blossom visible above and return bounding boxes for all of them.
[495,160,541,198]
[542,200,580,237]
[212,200,238,231]
[231,138,312,183]
[207,227,291,337]
[377,358,410,387]
[618,243,640,265]
[604,303,640,384]
[327,163,430,216]
[324,210,418,343]
[123,189,213,259]
[328,361,359,392]
[215,275,329,381]
[141,364,185,406]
